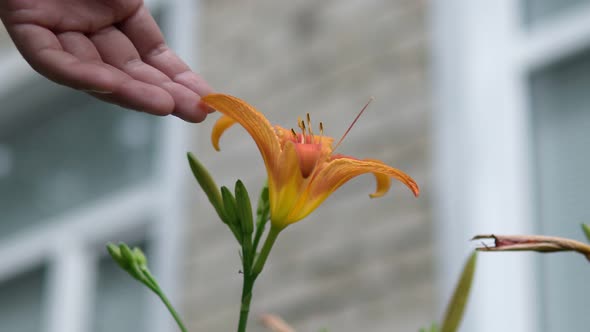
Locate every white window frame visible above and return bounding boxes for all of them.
[0,0,200,331]
[432,1,590,331]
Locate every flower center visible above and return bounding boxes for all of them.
[289,114,325,178]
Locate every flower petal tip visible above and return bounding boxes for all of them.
[404,180,420,197]
[369,192,385,199]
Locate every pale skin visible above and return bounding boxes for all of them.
[0,0,214,122]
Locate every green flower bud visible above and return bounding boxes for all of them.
[133,247,148,268]
[221,186,243,243]
[187,153,225,223]
[235,180,253,236]
[106,242,128,270]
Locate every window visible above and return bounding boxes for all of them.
[529,45,590,332]
[0,1,198,331]
[522,0,590,27]
[432,0,590,331]
[0,266,46,332]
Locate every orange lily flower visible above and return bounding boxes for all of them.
[203,94,419,230]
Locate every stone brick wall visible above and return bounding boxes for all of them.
[183,0,433,331]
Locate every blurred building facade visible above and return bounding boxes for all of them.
[187,0,431,331]
[433,1,590,331]
[0,0,590,332]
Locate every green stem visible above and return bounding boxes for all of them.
[237,274,255,332]
[252,215,267,253]
[143,271,188,332]
[252,226,281,279]
[236,226,281,332]
[157,290,188,332]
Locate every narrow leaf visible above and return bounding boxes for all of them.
[441,252,477,332]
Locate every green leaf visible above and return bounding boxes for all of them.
[440,252,477,332]
[582,224,590,243]
[187,152,225,222]
[235,180,254,236]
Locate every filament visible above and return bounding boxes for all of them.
[333,97,374,152]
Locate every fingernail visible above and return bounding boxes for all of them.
[198,100,215,113]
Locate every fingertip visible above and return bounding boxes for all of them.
[173,104,208,123]
[198,100,216,114]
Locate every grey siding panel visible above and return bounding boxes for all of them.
[184,0,433,331]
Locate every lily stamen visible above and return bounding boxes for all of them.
[297,117,306,143]
[306,113,314,137]
[333,97,374,153]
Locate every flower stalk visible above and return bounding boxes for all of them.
[106,243,188,332]
[236,200,280,332]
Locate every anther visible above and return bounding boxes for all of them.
[296,117,306,143]
[297,117,304,130]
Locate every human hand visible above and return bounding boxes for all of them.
[0,0,213,122]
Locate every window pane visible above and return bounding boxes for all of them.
[521,0,590,27]
[92,245,150,332]
[529,49,590,331]
[0,267,46,332]
[0,88,158,239]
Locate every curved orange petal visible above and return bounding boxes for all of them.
[367,163,392,198]
[211,115,237,151]
[315,157,419,197]
[297,157,419,219]
[202,94,281,169]
[281,158,419,224]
